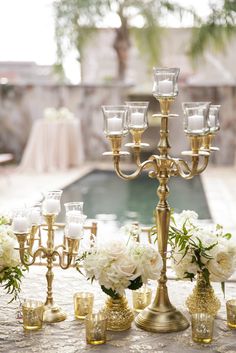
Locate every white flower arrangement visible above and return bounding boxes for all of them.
[169,210,236,284]
[0,217,27,301]
[77,237,162,299]
[43,107,75,121]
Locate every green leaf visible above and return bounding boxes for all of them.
[101,285,120,299]
[128,276,143,291]
[221,282,225,298]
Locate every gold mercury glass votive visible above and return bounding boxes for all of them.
[74,292,94,319]
[132,286,152,312]
[85,313,107,345]
[226,299,236,329]
[22,299,44,330]
[191,313,214,344]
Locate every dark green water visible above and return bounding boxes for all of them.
[61,170,211,225]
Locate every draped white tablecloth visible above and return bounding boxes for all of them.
[19,119,84,172]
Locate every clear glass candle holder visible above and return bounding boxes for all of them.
[208,105,220,133]
[22,299,44,330]
[226,299,236,329]
[132,286,152,312]
[12,208,31,233]
[64,202,84,218]
[125,101,149,131]
[42,190,62,216]
[74,292,94,319]
[191,313,214,344]
[152,67,180,99]
[102,105,128,137]
[85,313,107,345]
[30,204,41,226]
[182,102,211,136]
[65,214,87,239]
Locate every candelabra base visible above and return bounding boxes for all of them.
[135,305,189,333]
[43,304,67,323]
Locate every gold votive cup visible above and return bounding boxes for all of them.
[85,313,107,345]
[132,286,152,312]
[191,313,214,344]
[22,299,44,331]
[226,299,236,329]
[74,292,94,319]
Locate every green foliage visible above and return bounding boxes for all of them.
[127,275,143,290]
[0,265,28,303]
[101,285,120,299]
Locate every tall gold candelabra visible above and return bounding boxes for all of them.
[103,93,218,332]
[15,214,79,323]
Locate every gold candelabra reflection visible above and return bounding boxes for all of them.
[103,97,218,333]
[15,214,79,323]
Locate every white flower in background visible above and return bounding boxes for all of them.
[57,107,74,120]
[171,248,199,280]
[172,210,198,229]
[43,107,58,120]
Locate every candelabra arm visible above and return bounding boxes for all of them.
[52,250,73,270]
[196,156,209,174]
[173,157,201,180]
[113,156,156,181]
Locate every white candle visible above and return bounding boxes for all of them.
[188,115,204,132]
[67,222,83,238]
[31,210,41,225]
[158,80,173,95]
[43,199,60,214]
[13,216,28,233]
[107,117,122,134]
[130,112,144,128]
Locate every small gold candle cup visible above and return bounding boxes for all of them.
[132,286,152,313]
[191,313,214,344]
[22,299,44,331]
[226,299,236,329]
[85,313,107,345]
[74,292,94,319]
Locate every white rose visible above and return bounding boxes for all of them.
[173,210,198,229]
[208,249,235,282]
[102,240,127,260]
[172,249,198,279]
[112,256,137,280]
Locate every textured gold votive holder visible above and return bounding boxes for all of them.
[74,292,94,319]
[226,300,236,329]
[85,313,107,345]
[22,299,44,331]
[132,286,152,313]
[191,313,214,344]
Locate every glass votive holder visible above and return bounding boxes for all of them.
[65,214,87,239]
[152,67,180,98]
[42,190,62,216]
[102,105,128,137]
[85,313,107,345]
[132,286,152,312]
[191,313,214,344]
[209,104,220,133]
[125,101,149,131]
[74,292,94,319]
[22,299,44,331]
[64,202,84,218]
[12,208,31,233]
[182,102,210,136]
[226,299,236,329]
[30,204,41,226]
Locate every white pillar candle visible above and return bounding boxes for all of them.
[107,117,122,134]
[158,80,173,94]
[67,222,83,238]
[31,210,41,225]
[43,199,60,214]
[130,112,145,128]
[188,115,204,132]
[13,216,28,233]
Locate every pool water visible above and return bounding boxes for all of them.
[61,170,211,225]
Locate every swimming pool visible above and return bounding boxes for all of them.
[61,169,211,225]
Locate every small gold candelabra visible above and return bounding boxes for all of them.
[13,196,83,323]
[102,68,220,333]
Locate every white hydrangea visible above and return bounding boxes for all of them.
[0,225,20,271]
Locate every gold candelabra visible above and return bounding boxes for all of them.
[15,214,79,323]
[102,73,219,333]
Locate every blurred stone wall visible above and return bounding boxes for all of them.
[0,83,235,165]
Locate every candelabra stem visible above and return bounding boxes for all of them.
[43,214,67,323]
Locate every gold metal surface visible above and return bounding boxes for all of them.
[15,214,76,324]
[104,95,217,332]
